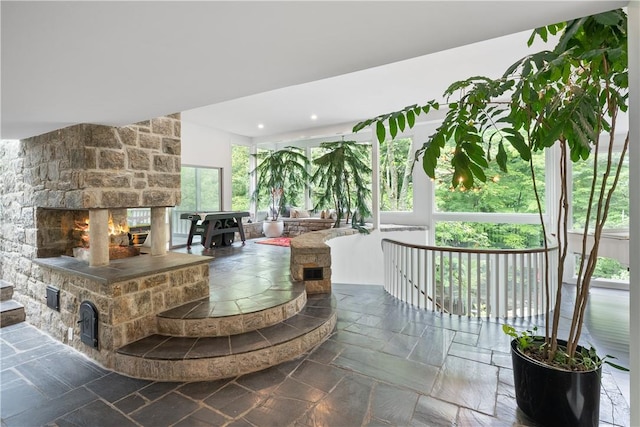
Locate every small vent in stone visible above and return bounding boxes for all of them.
[303,267,323,281]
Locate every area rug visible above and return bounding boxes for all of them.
[255,237,292,247]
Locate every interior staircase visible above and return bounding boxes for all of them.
[115,282,336,382]
[1,279,26,328]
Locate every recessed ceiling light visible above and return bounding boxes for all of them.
[258,124,264,129]
[310,114,318,120]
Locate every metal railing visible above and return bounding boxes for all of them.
[381,239,558,319]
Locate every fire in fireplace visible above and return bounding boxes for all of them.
[72,212,140,261]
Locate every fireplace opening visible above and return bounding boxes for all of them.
[36,208,142,261]
[72,211,140,261]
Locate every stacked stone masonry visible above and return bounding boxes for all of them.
[238,218,335,241]
[31,260,209,369]
[20,114,181,210]
[290,227,359,294]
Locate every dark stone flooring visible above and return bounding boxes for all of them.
[1,240,631,426]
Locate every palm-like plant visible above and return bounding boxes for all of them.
[252,147,310,221]
[312,139,372,229]
[355,9,629,367]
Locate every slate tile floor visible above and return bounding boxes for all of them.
[1,240,631,426]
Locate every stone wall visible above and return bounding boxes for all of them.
[21,114,181,210]
[282,218,334,237]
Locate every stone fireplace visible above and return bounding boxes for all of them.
[24,117,182,266]
[0,115,212,369]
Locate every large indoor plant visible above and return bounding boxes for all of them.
[252,146,310,237]
[355,9,628,426]
[312,138,372,231]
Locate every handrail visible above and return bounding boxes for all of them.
[381,238,559,319]
[381,238,556,255]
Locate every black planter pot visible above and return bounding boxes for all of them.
[510,339,602,427]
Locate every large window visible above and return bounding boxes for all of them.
[435,144,545,214]
[380,138,413,211]
[171,166,221,247]
[435,221,544,249]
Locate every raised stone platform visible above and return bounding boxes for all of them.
[115,293,336,381]
[156,282,307,337]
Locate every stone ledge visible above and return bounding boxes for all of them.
[34,252,210,285]
[290,227,361,294]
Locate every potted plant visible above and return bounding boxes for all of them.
[312,138,372,232]
[355,9,628,426]
[252,146,310,237]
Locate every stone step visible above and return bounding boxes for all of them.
[1,299,26,327]
[1,279,14,302]
[157,282,306,337]
[115,293,336,382]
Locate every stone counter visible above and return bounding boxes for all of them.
[289,227,360,294]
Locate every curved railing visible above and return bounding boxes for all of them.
[381,239,558,319]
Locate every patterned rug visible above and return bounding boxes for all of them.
[255,237,291,247]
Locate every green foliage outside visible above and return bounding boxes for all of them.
[231,145,250,211]
[380,138,413,211]
[435,141,545,214]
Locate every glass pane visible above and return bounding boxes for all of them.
[435,142,545,213]
[177,167,196,211]
[231,145,250,211]
[380,138,413,211]
[435,221,545,249]
[572,152,628,231]
[198,168,221,211]
[574,255,629,281]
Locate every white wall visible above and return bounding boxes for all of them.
[327,228,428,285]
[181,118,251,211]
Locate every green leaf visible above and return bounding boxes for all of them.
[376,121,386,143]
[496,142,508,172]
[593,10,622,26]
[468,162,487,183]
[389,117,398,139]
[407,110,416,128]
[397,114,406,132]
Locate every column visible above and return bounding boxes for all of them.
[150,207,167,256]
[89,209,109,267]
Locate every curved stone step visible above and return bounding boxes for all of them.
[115,293,336,382]
[156,282,307,337]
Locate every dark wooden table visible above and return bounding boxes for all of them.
[180,211,250,249]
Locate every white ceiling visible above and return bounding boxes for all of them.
[1,1,628,141]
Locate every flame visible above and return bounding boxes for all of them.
[108,214,129,235]
[75,213,129,240]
